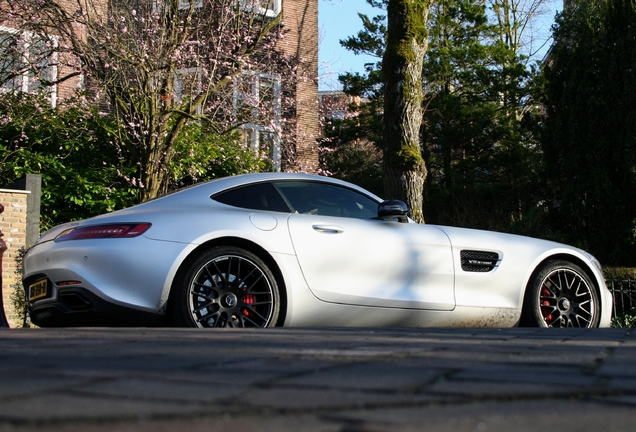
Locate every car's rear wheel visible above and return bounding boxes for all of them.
[522,260,600,328]
[169,246,280,328]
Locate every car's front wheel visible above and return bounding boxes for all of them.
[169,246,280,328]
[522,260,600,328]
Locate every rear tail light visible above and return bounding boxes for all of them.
[55,223,151,242]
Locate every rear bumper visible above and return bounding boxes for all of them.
[25,282,164,327]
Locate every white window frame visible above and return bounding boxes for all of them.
[174,67,202,107]
[152,0,203,14]
[240,0,282,19]
[0,26,58,106]
[233,71,282,171]
[178,0,203,10]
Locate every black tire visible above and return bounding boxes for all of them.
[169,246,280,328]
[522,260,600,328]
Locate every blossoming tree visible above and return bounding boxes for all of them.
[2,0,299,201]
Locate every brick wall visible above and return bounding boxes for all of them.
[0,190,28,328]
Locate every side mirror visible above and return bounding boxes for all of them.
[377,200,409,223]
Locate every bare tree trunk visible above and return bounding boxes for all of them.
[382,0,432,223]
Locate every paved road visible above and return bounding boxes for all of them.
[0,327,635,431]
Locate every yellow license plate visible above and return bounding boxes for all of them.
[29,279,48,301]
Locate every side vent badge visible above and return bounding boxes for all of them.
[460,250,500,272]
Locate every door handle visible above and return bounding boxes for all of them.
[312,224,344,234]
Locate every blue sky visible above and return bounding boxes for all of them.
[318,0,563,91]
[319,0,381,91]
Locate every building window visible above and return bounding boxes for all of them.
[174,67,202,103]
[178,0,203,9]
[156,0,280,17]
[234,71,282,170]
[319,91,364,120]
[0,31,21,92]
[152,0,203,14]
[241,0,282,19]
[0,27,57,105]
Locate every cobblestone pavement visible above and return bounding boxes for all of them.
[0,327,635,431]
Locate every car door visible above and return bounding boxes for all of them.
[278,181,455,311]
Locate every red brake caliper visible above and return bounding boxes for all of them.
[541,286,553,323]
[242,295,256,316]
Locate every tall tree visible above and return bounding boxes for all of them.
[541,0,636,265]
[423,0,544,232]
[337,0,546,230]
[2,0,294,201]
[382,0,432,223]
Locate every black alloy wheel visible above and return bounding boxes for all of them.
[523,260,600,328]
[170,246,280,328]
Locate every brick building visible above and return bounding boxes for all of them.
[278,0,319,172]
[1,0,319,171]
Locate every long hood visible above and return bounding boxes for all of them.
[433,224,585,257]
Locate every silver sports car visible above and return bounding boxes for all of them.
[22,173,613,328]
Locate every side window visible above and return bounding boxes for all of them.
[212,182,290,213]
[240,0,282,19]
[274,182,379,219]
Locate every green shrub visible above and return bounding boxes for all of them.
[166,122,264,193]
[605,267,636,327]
[611,308,636,328]
[0,93,138,230]
[8,247,31,328]
[604,267,636,280]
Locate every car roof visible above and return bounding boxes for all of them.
[120,173,384,212]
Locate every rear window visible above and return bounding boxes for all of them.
[212,182,291,212]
